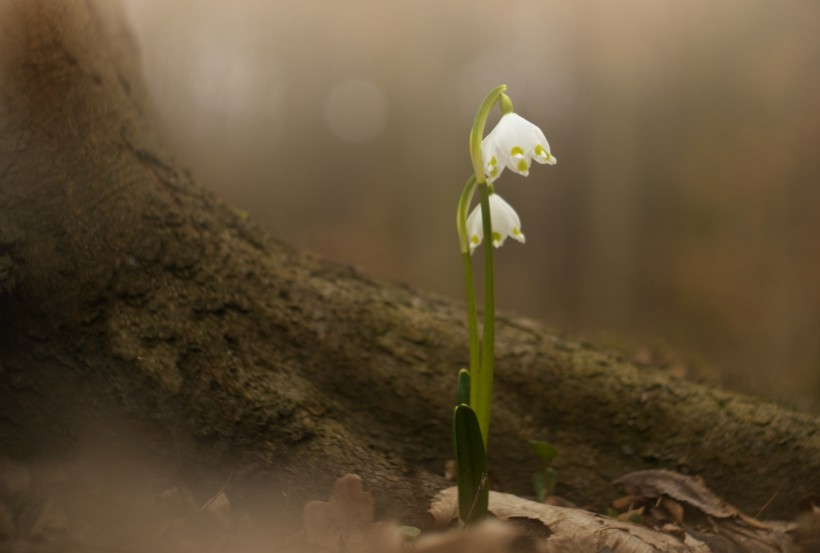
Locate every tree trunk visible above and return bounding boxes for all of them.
[0,0,817,528]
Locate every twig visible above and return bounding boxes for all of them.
[754,486,781,519]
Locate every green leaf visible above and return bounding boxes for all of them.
[544,467,558,497]
[398,526,421,539]
[532,471,547,502]
[456,369,471,406]
[453,404,488,523]
[532,467,558,501]
[628,513,644,524]
[528,439,558,465]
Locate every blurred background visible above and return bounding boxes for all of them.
[122,0,820,410]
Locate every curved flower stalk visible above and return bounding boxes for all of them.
[482,112,557,182]
[453,85,557,524]
[466,193,525,254]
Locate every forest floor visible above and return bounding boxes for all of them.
[1,453,817,553]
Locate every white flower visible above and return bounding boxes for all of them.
[466,193,525,254]
[481,112,557,182]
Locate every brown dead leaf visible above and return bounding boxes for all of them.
[613,470,798,553]
[656,496,685,525]
[28,497,70,540]
[614,470,739,519]
[148,486,236,552]
[412,519,529,553]
[616,506,644,522]
[303,474,382,553]
[201,491,232,531]
[690,518,797,553]
[611,494,641,512]
[430,487,707,553]
[795,503,820,553]
[364,521,404,553]
[431,484,801,553]
[541,495,576,508]
[444,460,456,482]
[152,486,199,538]
[660,522,686,539]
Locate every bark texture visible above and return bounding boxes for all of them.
[0,0,817,526]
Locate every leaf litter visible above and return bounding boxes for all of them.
[0,456,810,553]
[301,471,803,553]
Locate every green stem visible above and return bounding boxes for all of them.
[461,83,505,447]
[470,183,495,447]
[457,175,479,376]
[456,175,478,254]
[461,251,479,377]
[469,85,507,184]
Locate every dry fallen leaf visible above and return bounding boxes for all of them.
[201,491,232,531]
[28,497,70,540]
[613,469,798,553]
[149,485,235,552]
[412,519,530,553]
[430,487,707,553]
[794,497,820,553]
[657,496,686,525]
[614,470,739,519]
[303,473,392,553]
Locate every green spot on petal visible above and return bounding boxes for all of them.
[492,232,502,243]
[516,159,529,173]
[510,146,524,157]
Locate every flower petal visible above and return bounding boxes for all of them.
[465,193,525,255]
[480,112,556,181]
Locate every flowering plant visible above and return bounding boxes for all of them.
[466,192,525,254]
[453,85,556,523]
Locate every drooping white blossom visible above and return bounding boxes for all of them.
[481,112,556,182]
[466,193,525,254]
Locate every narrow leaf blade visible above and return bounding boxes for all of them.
[453,404,488,523]
[456,369,471,406]
[528,439,558,464]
